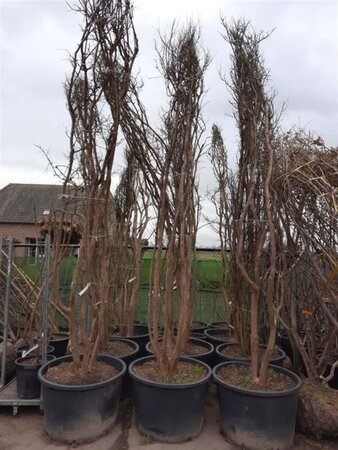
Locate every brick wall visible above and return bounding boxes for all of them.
[0,223,40,243]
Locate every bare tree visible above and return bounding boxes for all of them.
[147,23,209,376]
[54,0,138,379]
[121,22,209,376]
[208,125,235,326]
[110,148,150,336]
[221,19,281,385]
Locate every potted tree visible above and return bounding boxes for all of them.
[107,148,150,354]
[38,0,138,443]
[123,23,212,443]
[212,19,302,450]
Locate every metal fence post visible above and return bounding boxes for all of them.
[0,236,13,388]
[41,234,51,365]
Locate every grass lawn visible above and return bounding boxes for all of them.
[15,251,225,327]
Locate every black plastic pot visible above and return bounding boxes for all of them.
[129,355,211,443]
[174,321,209,335]
[190,321,209,333]
[209,321,228,328]
[15,355,55,399]
[38,354,126,443]
[204,327,233,346]
[49,333,69,358]
[215,343,286,366]
[16,344,54,358]
[190,332,207,340]
[204,328,233,366]
[104,338,140,399]
[111,325,149,355]
[213,361,302,450]
[278,331,293,359]
[145,338,214,366]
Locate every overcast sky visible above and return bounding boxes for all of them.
[0,0,337,245]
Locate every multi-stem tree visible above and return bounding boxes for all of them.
[121,23,209,377]
[110,148,149,336]
[59,0,138,378]
[149,24,209,376]
[208,125,235,327]
[221,19,281,385]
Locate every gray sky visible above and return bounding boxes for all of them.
[0,0,337,245]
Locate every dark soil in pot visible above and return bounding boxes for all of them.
[216,342,285,366]
[49,332,69,358]
[145,338,214,366]
[38,354,126,443]
[213,361,302,450]
[111,324,149,355]
[296,378,338,439]
[129,355,211,443]
[15,355,55,399]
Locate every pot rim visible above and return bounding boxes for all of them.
[204,327,231,339]
[105,337,140,357]
[145,337,213,357]
[110,324,149,340]
[15,354,56,368]
[49,332,69,340]
[209,321,228,327]
[215,342,286,362]
[212,361,302,397]
[38,354,126,391]
[128,355,212,389]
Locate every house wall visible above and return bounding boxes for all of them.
[0,223,40,243]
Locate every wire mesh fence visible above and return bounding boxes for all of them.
[6,243,225,327]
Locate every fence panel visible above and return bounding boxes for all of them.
[3,241,226,328]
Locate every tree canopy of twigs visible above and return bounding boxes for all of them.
[218,18,282,385]
[121,22,209,376]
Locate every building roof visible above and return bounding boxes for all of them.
[0,183,64,224]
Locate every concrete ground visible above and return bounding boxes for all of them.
[0,387,337,450]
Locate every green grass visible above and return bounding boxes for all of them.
[15,256,77,288]
[139,252,223,290]
[15,252,223,291]
[15,252,225,327]
[136,288,225,325]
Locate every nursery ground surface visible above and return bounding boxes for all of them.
[0,385,337,450]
